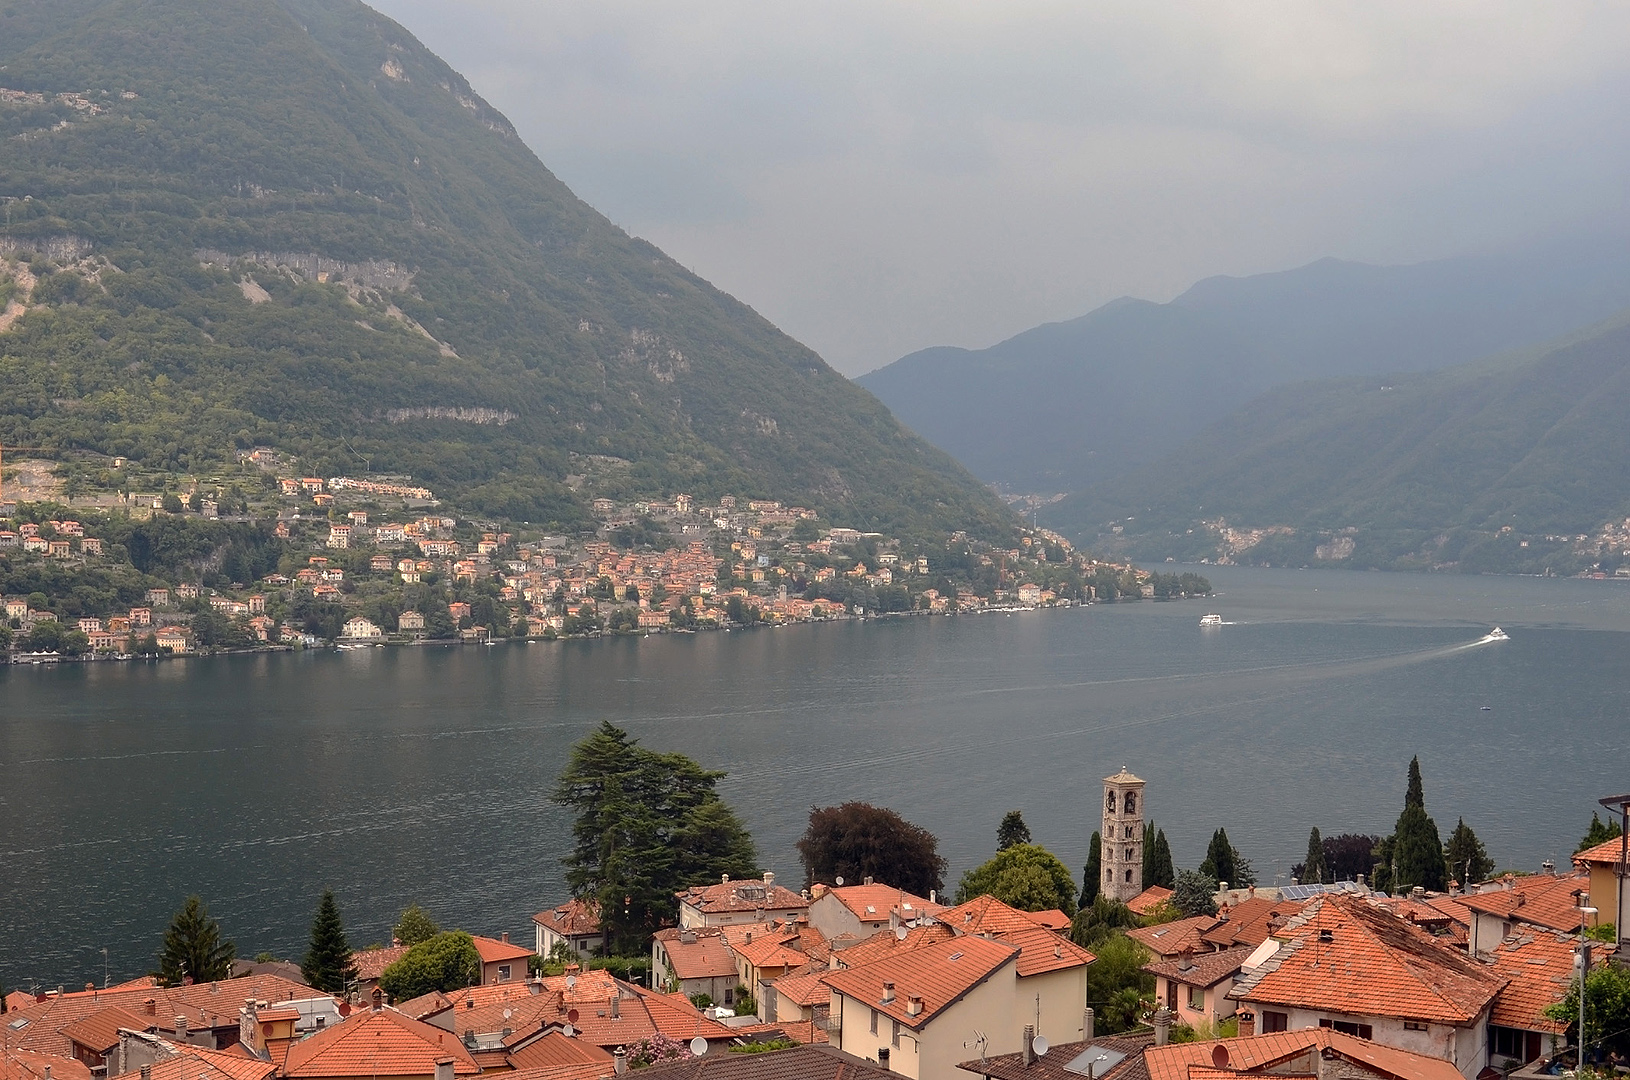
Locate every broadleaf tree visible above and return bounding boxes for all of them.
[955,842,1077,916]
[796,802,946,898]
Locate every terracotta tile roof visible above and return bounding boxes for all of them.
[0,1047,93,1080]
[106,978,159,992]
[676,879,810,916]
[763,968,832,1009]
[824,885,940,924]
[1573,837,1627,868]
[1127,886,1175,916]
[281,1006,482,1078]
[2,975,311,1059]
[444,986,563,1039]
[532,900,602,937]
[1136,1029,1464,1080]
[1458,873,1592,933]
[394,990,454,1021]
[1424,895,1473,927]
[1199,898,1285,950]
[1126,916,1219,958]
[147,1044,278,1080]
[351,946,409,982]
[60,1006,156,1052]
[637,1044,893,1080]
[503,1032,613,1070]
[1143,946,1253,989]
[956,1033,1156,1080]
[1488,930,1591,1034]
[3,991,37,1013]
[472,936,535,964]
[1228,895,1505,1024]
[655,929,738,980]
[504,1065,614,1080]
[936,895,1052,937]
[821,935,1017,1030]
[732,936,809,971]
[829,922,954,971]
[1030,909,1072,931]
[994,924,1096,977]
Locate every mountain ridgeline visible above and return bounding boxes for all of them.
[1051,312,1630,574]
[0,0,1011,541]
[859,242,1630,493]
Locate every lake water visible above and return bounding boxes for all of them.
[4,564,1629,989]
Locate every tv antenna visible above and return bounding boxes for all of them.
[964,1031,988,1065]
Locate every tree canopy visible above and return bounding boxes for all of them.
[1142,822,1175,889]
[1580,812,1624,854]
[1443,818,1494,887]
[1173,869,1219,918]
[301,889,359,994]
[997,811,1032,851]
[1379,756,1447,892]
[553,722,758,954]
[157,895,235,986]
[1082,831,1102,908]
[955,842,1077,916]
[394,905,441,947]
[379,931,482,1001]
[796,802,946,899]
[1301,827,1327,885]
[1199,829,1237,886]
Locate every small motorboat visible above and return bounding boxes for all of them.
[1487,627,1509,641]
[1200,613,1223,627]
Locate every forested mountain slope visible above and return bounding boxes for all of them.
[1049,312,1630,574]
[859,242,1630,493]
[0,0,1011,541]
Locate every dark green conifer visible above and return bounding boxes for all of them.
[157,896,235,986]
[1082,832,1102,906]
[301,889,359,994]
[1199,828,1237,886]
[1302,827,1327,884]
[1388,757,1447,892]
[998,811,1032,851]
[1579,812,1624,854]
[1443,818,1493,886]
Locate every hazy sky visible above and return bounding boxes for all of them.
[369,2,1630,375]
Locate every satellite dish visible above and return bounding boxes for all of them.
[502,1009,512,1020]
[567,1009,579,1024]
[1032,1036,1049,1057]
[565,975,576,989]
[690,1037,708,1057]
[894,926,908,941]
[562,1024,575,1038]
[834,876,844,886]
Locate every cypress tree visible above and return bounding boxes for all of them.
[1389,757,1447,892]
[157,896,235,986]
[1199,828,1237,886]
[1082,831,1102,906]
[1141,822,1157,883]
[1302,827,1327,884]
[302,889,359,994]
[1443,818,1493,886]
[1579,812,1624,854]
[1150,829,1176,889]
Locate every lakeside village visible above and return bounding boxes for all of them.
[0,463,1210,660]
[6,749,1630,1080]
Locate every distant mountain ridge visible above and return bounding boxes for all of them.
[0,0,1011,541]
[858,241,1630,492]
[1048,310,1630,574]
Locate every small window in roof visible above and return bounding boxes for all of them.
[8,1018,28,1030]
[866,905,876,914]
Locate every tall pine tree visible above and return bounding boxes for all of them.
[998,811,1032,851]
[157,896,235,986]
[1579,812,1624,854]
[1387,756,1447,892]
[1302,827,1327,884]
[1082,831,1102,906]
[302,890,359,994]
[1199,828,1237,886]
[1443,819,1493,886]
[1143,825,1175,889]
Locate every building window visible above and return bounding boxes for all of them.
[1124,792,1136,814]
[1106,869,1114,882]
[724,987,734,1004]
[1188,985,1205,1010]
[1261,1011,1289,1033]
[871,1009,879,1035]
[1125,848,1134,860]
[498,965,511,982]
[1489,1026,1530,1060]
[1124,869,1133,882]
[1107,792,1117,813]
[1403,1021,1426,1032]
[1319,1019,1373,1040]
[892,1020,900,1048]
[1125,825,1134,838]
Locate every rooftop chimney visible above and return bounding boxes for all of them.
[1238,1011,1255,1037]
[880,981,895,1005]
[1177,947,1193,971]
[679,930,697,945]
[721,873,730,884]
[86,983,95,993]
[372,988,383,1012]
[905,996,923,1017]
[1022,1025,1035,1066]
[175,1017,189,1042]
[1153,1007,1172,1047]
[609,995,619,1020]
[500,932,509,944]
[434,1057,455,1080]
[141,1066,152,1080]
[763,871,775,886]
[613,1047,627,1076]
[144,999,157,1017]
[864,877,874,886]
[1083,1007,1094,1042]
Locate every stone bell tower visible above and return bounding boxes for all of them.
[1101,767,1146,903]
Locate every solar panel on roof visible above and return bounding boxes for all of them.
[1064,1045,1126,1076]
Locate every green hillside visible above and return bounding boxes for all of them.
[0,0,1011,542]
[1048,312,1630,574]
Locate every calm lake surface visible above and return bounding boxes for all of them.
[4,564,1629,988]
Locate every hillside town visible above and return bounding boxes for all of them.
[4,769,1624,1080]
[0,468,1203,660]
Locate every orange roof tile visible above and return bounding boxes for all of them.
[281,1006,482,1078]
[638,1045,889,1080]
[147,1045,278,1080]
[1030,909,1072,931]
[1228,895,1505,1025]
[1458,873,1592,933]
[1137,1029,1463,1080]
[764,969,832,1009]
[351,946,409,982]
[1199,898,1285,950]
[1143,946,1253,989]
[1488,930,1593,1034]
[996,924,1096,977]
[1127,886,1175,916]
[394,990,454,1021]
[676,879,809,917]
[655,929,737,981]
[1,1048,93,1080]
[503,1032,613,1071]
[60,1006,157,1052]
[829,923,954,970]
[532,900,602,937]
[936,895,1052,937]
[1573,837,1627,868]
[822,935,1018,1030]
[825,885,941,924]
[1126,916,1220,958]
[472,936,535,964]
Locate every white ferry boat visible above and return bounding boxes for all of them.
[1199,613,1223,627]
[1487,626,1509,641]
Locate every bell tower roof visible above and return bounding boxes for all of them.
[1104,767,1144,785]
